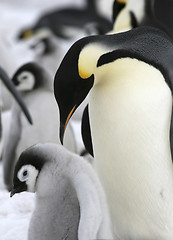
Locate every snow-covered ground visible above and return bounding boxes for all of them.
[0,162,35,240]
[0,0,113,239]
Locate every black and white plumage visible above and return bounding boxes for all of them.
[11,143,113,240]
[2,62,76,191]
[54,26,173,239]
[17,0,112,41]
[112,0,173,38]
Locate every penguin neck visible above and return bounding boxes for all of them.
[89,58,173,237]
[111,5,132,34]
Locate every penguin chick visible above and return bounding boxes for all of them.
[0,66,32,125]
[11,143,113,240]
[2,62,76,191]
[54,26,173,239]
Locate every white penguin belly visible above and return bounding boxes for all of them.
[89,58,173,239]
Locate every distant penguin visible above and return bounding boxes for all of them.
[112,0,173,38]
[54,26,173,239]
[17,0,112,41]
[2,62,76,191]
[10,143,113,240]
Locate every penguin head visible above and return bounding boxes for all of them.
[12,62,52,92]
[12,70,35,91]
[0,66,32,124]
[54,36,96,143]
[10,144,46,196]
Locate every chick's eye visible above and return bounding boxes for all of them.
[23,170,28,177]
[22,75,28,80]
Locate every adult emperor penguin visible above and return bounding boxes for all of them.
[54,26,173,239]
[10,143,113,240]
[17,0,112,41]
[2,62,76,191]
[112,0,173,38]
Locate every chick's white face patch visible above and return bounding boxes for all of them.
[17,165,39,192]
[16,71,35,91]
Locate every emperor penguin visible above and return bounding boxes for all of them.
[17,0,112,41]
[2,62,76,191]
[54,26,173,239]
[112,0,173,38]
[10,143,113,240]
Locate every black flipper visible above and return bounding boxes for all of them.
[81,105,94,157]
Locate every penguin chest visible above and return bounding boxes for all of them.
[89,58,173,239]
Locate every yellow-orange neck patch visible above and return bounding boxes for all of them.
[78,68,91,79]
[117,0,126,4]
[23,30,33,39]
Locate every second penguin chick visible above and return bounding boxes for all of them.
[2,62,76,190]
[11,143,113,240]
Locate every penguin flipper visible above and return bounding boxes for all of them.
[81,105,94,157]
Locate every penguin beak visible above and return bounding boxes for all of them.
[0,67,32,124]
[60,105,76,144]
[10,183,27,197]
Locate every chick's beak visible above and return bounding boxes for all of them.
[10,183,27,197]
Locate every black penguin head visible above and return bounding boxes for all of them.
[12,62,51,92]
[54,36,94,144]
[10,145,46,196]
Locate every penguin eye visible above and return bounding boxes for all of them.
[22,75,29,80]
[18,166,30,182]
[23,170,28,177]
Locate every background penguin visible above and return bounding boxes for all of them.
[10,143,113,240]
[54,26,173,239]
[0,66,32,126]
[0,65,32,156]
[17,0,112,41]
[2,62,76,191]
[112,0,173,38]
